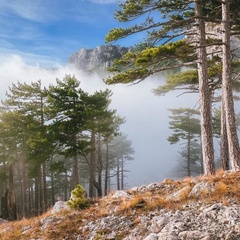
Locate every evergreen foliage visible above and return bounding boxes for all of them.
[0,76,134,218]
[67,184,89,209]
[167,108,201,176]
[105,0,240,175]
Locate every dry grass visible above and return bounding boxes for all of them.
[0,211,53,240]
[1,169,240,239]
[42,213,83,240]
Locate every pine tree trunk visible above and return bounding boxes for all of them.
[72,155,79,189]
[1,165,17,220]
[64,171,68,201]
[29,178,33,217]
[16,154,27,218]
[0,176,4,210]
[40,90,48,212]
[220,100,229,170]
[222,0,240,170]
[200,141,204,174]
[89,131,96,198]
[71,130,79,189]
[1,190,8,219]
[91,137,103,197]
[34,175,40,215]
[104,142,109,196]
[95,133,103,197]
[50,170,55,205]
[195,0,215,175]
[42,161,47,212]
[187,133,191,177]
[39,169,43,214]
[0,159,7,198]
[22,160,28,217]
[94,175,102,197]
[116,158,120,190]
[121,156,124,189]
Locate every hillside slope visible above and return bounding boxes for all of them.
[1,170,240,240]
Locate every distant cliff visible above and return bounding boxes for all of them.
[185,23,240,59]
[67,45,129,72]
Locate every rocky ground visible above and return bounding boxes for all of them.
[1,170,240,240]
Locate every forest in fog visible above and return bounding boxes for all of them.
[0,76,134,219]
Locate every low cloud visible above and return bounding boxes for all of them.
[0,55,200,187]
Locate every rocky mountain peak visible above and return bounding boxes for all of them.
[67,44,129,72]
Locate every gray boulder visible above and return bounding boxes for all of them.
[51,200,70,214]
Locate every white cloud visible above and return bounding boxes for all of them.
[0,49,63,68]
[0,1,59,22]
[0,54,109,100]
[0,0,117,24]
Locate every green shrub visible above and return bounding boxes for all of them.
[67,184,89,209]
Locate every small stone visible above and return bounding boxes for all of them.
[112,190,131,199]
[143,233,158,240]
[51,200,70,214]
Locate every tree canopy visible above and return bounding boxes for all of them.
[104,0,240,175]
[0,75,134,218]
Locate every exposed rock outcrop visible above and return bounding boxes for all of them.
[2,171,240,239]
[67,44,129,72]
[185,23,240,59]
[51,200,70,214]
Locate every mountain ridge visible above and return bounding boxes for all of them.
[67,44,129,73]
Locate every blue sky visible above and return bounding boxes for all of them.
[0,0,129,67]
[0,1,200,187]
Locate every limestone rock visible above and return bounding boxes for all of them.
[112,190,131,199]
[41,216,59,230]
[189,181,214,197]
[167,186,192,201]
[178,230,212,240]
[143,233,158,240]
[51,200,70,214]
[67,45,129,72]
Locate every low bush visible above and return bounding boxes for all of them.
[67,184,89,209]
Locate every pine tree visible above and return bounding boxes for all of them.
[0,80,52,216]
[221,0,240,169]
[105,0,216,175]
[46,75,86,189]
[168,108,201,176]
